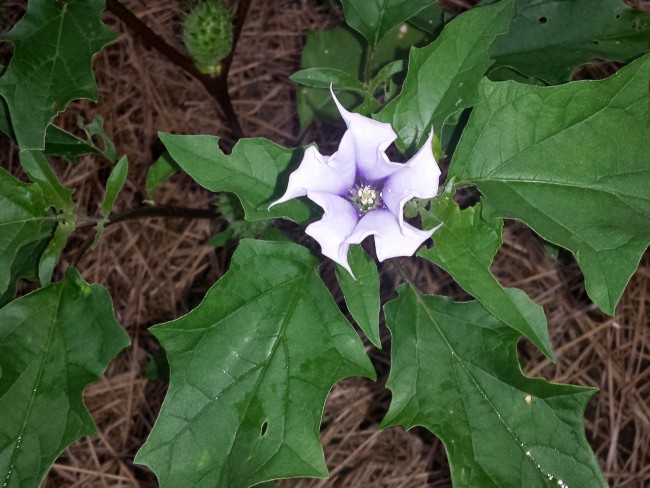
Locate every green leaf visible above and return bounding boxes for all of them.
[93,156,128,248]
[449,54,650,315]
[490,0,650,85]
[160,133,317,223]
[419,200,553,360]
[145,153,180,201]
[135,240,374,487]
[335,246,381,348]
[368,60,405,93]
[296,23,432,130]
[0,98,108,163]
[20,151,76,285]
[382,286,607,487]
[408,2,446,35]
[0,0,116,150]
[0,237,51,308]
[296,27,364,130]
[0,168,55,296]
[100,156,128,218]
[375,0,514,153]
[0,268,130,488]
[290,68,365,94]
[78,115,117,163]
[340,0,431,46]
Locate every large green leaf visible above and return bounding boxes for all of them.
[160,133,316,223]
[340,0,431,46]
[375,0,513,153]
[335,245,381,348]
[449,54,650,315]
[382,285,607,487]
[490,0,650,85]
[20,151,77,285]
[0,168,55,296]
[0,268,130,488]
[0,0,116,150]
[419,200,553,360]
[135,240,374,487]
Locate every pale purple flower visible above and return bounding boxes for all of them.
[270,88,441,275]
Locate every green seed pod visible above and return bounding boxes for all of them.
[182,0,233,75]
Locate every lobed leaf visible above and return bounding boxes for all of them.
[375,0,514,153]
[136,240,374,487]
[0,0,116,150]
[0,99,110,163]
[20,151,77,285]
[0,268,130,488]
[489,0,650,85]
[382,285,607,487]
[0,169,55,297]
[419,200,553,360]
[449,54,650,315]
[160,133,317,223]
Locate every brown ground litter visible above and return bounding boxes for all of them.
[0,0,647,486]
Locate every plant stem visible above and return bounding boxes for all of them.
[106,205,217,227]
[105,0,246,142]
[71,205,218,266]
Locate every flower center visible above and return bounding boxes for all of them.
[348,183,383,214]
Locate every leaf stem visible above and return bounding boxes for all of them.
[105,0,248,143]
[391,258,420,292]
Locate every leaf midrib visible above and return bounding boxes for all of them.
[408,288,551,483]
[2,285,63,487]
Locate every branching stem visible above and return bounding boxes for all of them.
[105,0,251,143]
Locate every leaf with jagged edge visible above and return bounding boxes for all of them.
[160,133,318,223]
[488,0,650,85]
[0,98,111,163]
[0,168,55,298]
[135,240,375,487]
[418,193,553,360]
[375,0,513,154]
[382,285,607,487]
[20,151,76,285]
[0,0,116,150]
[0,268,130,488]
[335,245,381,348]
[449,54,650,315]
[340,0,432,46]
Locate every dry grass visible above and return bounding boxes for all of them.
[0,0,647,486]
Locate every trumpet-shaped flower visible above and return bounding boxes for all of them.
[270,89,442,275]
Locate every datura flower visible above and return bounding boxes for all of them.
[270,88,441,275]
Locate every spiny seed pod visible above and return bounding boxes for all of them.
[182,0,233,75]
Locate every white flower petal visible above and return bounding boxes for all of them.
[269,145,355,209]
[330,87,402,182]
[305,191,359,275]
[345,209,436,262]
[383,131,441,230]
